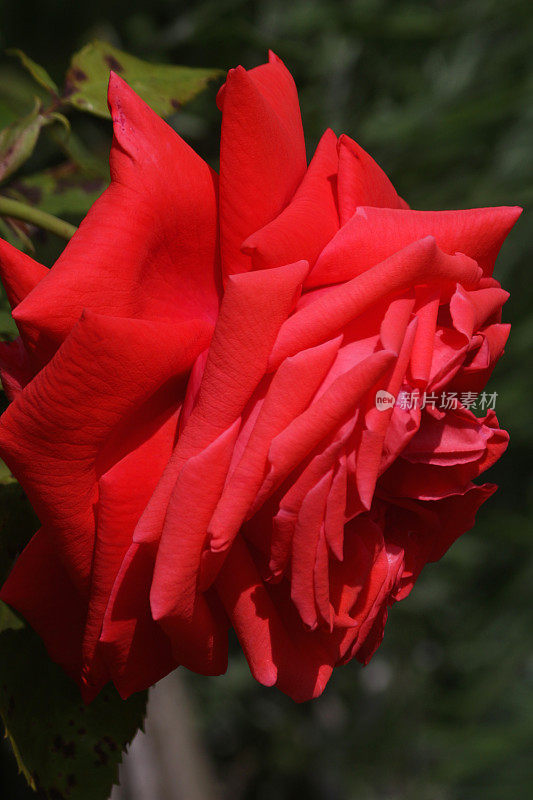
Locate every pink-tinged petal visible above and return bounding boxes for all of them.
[356,317,418,509]
[216,537,334,701]
[408,287,440,387]
[310,205,522,286]
[0,527,89,695]
[469,287,509,326]
[450,285,509,338]
[324,455,347,561]
[261,350,396,502]
[0,337,34,400]
[336,134,406,226]
[0,312,210,592]
[382,408,508,500]
[269,439,344,556]
[427,326,470,392]
[270,237,481,369]
[449,323,510,394]
[448,287,479,339]
[134,260,309,547]
[252,351,395,524]
[242,128,339,270]
[314,528,334,630]
[379,297,416,353]
[150,422,240,623]
[204,336,341,576]
[380,403,421,472]
[13,74,219,365]
[291,471,333,629]
[218,52,306,277]
[403,406,500,466]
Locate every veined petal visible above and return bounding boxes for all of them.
[218,52,306,277]
[133,260,309,547]
[203,337,341,580]
[310,205,522,286]
[150,422,240,623]
[242,128,339,271]
[270,237,481,369]
[336,134,406,226]
[259,350,396,503]
[0,312,210,592]
[12,74,220,366]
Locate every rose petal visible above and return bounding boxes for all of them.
[309,205,522,286]
[0,312,210,592]
[242,128,339,270]
[336,134,406,226]
[270,237,481,369]
[218,52,306,277]
[13,74,219,365]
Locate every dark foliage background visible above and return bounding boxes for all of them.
[0,1,532,798]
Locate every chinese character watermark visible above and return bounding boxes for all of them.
[376,389,498,412]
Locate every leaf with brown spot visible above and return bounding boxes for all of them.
[63,40,223,119]
[7,162,108,219]
[0,627,147,799]
[0,105,70,185]
[0,103,45,184]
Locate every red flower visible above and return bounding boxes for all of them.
[0,53,521,702]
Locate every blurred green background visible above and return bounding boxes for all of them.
[0,0,532,798]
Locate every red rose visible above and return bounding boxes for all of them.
[0,53,520,702]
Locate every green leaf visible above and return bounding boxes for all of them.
[47,111,71,133]
[0,216,35,256]
[0,480,146,797]
[0,195,78,241]
[0,627,147,799]
[0,305,20,337]
[7,49,60,96]
[0,103,74,185]
[0,102,45,184]
[63,40,223,119]
[0,599,24,633]
[48,127,110,178]
[0,66,50,118]
[8,162,108,218]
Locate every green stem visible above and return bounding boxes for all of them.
[0,196,77,240]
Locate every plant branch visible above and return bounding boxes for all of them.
[0,196,77,240]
